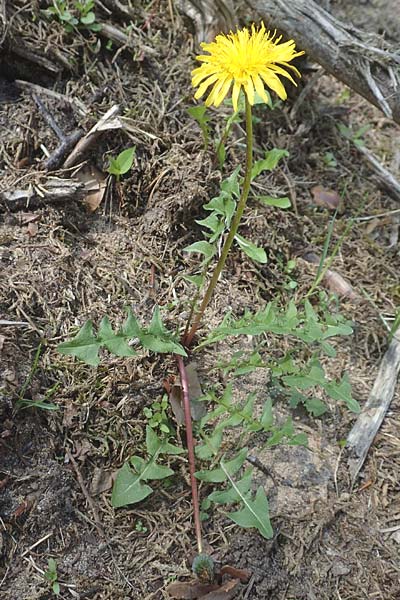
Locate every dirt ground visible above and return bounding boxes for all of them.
[1,2,399,599]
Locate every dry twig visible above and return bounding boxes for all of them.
[356,144,400,203]
[347,328,400,480]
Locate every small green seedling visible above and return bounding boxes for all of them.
[284,258,298,291]
[107,146,136,181]
[323,151,337,168]
[43,0,102,32]
[135,519,148,533]
[143,394,171,434]
[337,122,372,148]
[44,558,60,596]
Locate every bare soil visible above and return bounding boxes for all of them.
[1,2,399,599]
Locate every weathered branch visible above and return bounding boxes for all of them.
[244,0,400,124]
[0,178,86,212]
[356,144,400,203]
[346,329,400,480]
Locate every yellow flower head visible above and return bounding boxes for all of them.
[192,23,304,111]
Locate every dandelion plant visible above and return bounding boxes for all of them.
[56,21,358,584]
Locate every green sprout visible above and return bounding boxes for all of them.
[143,395,171,435]
[107,146,136,181]
[44,558,60,596]
[43,0,102,32]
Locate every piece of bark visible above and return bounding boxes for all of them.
[346,329,400,480]
[0,178,85,212]
[244,0,400,125]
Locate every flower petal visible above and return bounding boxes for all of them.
[260,70,287,100]
[232,82,241,112]
[192,66,218,87]
[194,73,221,100]
[214,77,232,107]
[205,77,227,106]
[243,77,255,106]
[252,74,270,105]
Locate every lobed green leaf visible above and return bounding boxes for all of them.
[57,320,101,366]
[195,448,248,483]
[251,148,289,180]
[98,316,136,357]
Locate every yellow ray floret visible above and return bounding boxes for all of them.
[192,22,304,111]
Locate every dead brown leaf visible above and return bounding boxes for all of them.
[26,221,38,237]
[324,269,357,299]
[76,164,107,212]
[166,581,219,599]
[62,400,80,427]
[90,467,113,496]
[219,566,251,582]
[311,185,341,211]
[169,383,186,424]
[201,579,240,600]
[301,253,357,299]
[165,363,206,424]
[186,362,206,421]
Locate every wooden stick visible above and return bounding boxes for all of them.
[11,42,60,74]
[0,178,86,212]
[31,93,85,171]
[33,94,66,142]
[14,80,88,116]
[347,328,400,480]
[45,130,84,172]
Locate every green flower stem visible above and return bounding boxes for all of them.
[176,355,203,554]
[184,97,254,347]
